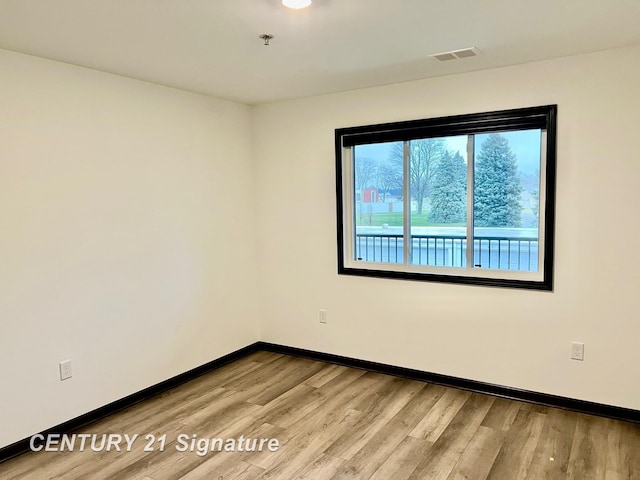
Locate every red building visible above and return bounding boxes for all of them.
[362,188,379,203]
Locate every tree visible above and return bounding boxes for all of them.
[354,156,377,192]
[389,138,445,214]
[474,134,522,227]
[429,151,467,224]
[531,189,539,224]
[376,160,402,201]
[527,168,540,227]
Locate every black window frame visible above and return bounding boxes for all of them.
[335,105,557,291]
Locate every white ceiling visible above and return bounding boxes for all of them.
[1,0,639,104]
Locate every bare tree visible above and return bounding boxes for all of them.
[376,160,402,201]
[390,138,446,214]
[354,156,378,193]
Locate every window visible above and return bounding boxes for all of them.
[335,105,557,290]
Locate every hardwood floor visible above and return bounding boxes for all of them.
[1,351,639,479]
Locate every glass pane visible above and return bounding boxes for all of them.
[408,136,468,267]
[473,130,541,271]
[353,142,404,263]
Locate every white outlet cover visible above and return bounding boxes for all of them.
[571,342,585,361]
[59,360,72,380]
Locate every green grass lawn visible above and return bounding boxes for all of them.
[356,212,464,227]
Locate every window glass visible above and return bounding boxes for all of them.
[336,106,556,290]
[473,130,542,272]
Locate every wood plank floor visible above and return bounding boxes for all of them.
[1,351,639,479]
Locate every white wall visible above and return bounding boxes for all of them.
[2,44,639,451]
[253,45,640,410]
[0,49,258,448]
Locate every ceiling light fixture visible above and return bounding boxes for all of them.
[282,0,312,9]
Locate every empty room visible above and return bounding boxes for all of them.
[1,1,640,479]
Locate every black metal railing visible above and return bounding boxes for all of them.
[355,234,539,271]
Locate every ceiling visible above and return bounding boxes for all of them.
[1,0,639,105]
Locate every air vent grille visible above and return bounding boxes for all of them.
[429,47,480,62]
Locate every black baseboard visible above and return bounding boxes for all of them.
[0,342,261,464]
[256,341,640,425]
[3,340,638,465]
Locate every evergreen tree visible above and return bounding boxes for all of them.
[429,151,466,224]
[474,134,523,227]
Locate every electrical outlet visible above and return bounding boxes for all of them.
[571,342,584,361]
[59,360,72,380]
[319,309,327,324]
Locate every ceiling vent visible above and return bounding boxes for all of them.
[429,47,481,62]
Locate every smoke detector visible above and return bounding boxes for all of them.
[429,47,481,62]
